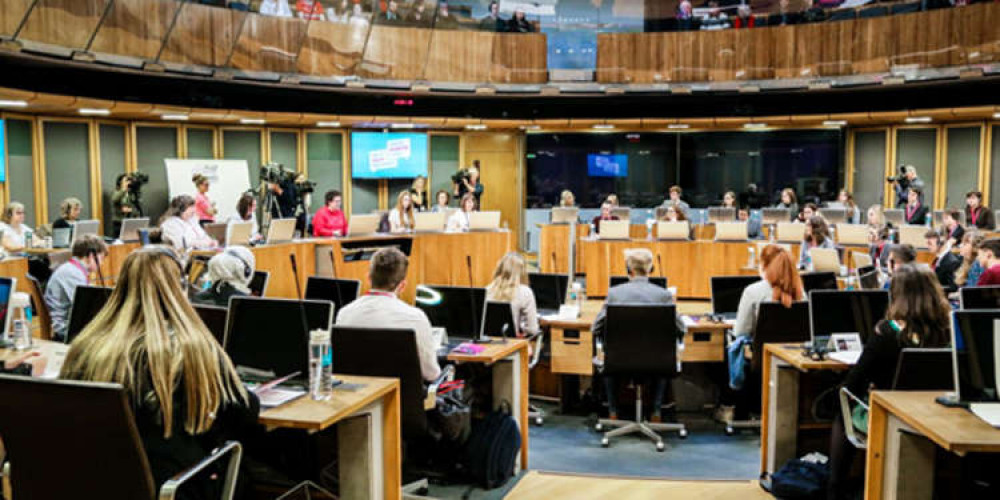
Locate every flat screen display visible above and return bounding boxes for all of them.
[351,132,428,179]
[587,154,628,177]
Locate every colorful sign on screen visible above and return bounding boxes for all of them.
[351,132,428,179]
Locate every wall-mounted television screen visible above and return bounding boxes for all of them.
[351,132,428,179]
[587,154,628,177]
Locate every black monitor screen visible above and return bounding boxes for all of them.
[809,290,889,343]
[960,286,1000,310]
[610,276,668,290]
[801,271,839,293]
[249,271,269,297]
[857,266,879,290]
[711,276,761,315]
[194,304,228,344]
[415,285,486,341]
[953,310,1000,402]
[67,286,113,342]
[482,301,516,338]
[225,297,334,378]
[305,277,361,314]
[528,273,568,312]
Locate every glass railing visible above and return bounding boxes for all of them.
[2,0,996,86]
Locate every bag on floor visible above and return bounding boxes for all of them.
[461,402,521,489]
[766,458,829,499]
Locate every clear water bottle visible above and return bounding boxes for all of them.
[309,329,332,400]
[571,282,584,310]
[12,319,31,351]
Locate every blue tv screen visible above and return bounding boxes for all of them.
[587,154,628,177]
[351,132,428,179]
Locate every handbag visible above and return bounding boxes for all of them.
[431,380,472,445]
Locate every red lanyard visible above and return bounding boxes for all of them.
[906,203,919,220]
[69,259,89,285]
[971,207,980,226]
[366,291,394,298]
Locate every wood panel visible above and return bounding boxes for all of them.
[159,2,245,67]
[422,29,494,82]
[296,18,370,76]
[465,133,521,246]
[0,0,34,37]
[507,472,773,500]
[490,33,547,83]
[250,241,310,298]
[229,14,308,74]
[90,0,180,60]
[359,25,432,80]
[17,0,109,49]
[0,257,31,297]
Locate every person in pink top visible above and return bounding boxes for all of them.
[192,173,217,225]
[313,190,348,237]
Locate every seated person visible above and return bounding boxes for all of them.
[447,194,477,232]
[965,190,996,230]
[732,245,804,340]
[838,190,862,225]
[559,189,576,208]
[869,224,893,269]
[954,232,986,291]
[52,197,83,230]
[312,190,348,237]
[592,248,674,421]
[797,202,818,222]
[775,188,799,221]
[721,191,738,210]
[192,246,256,307]
[738,206,762,239]
[662,186,690,217]
[60,246,259,497]
[336,247,441,382]
[940,208,965,247]
[926,230,961,293]
[485,252,539,337]
[1,202,34,252]
[904,187,929,225]
[659,203,687,223]
[432,190,451,213]
[159,195,218,252]
[388,191,415,233]
[798,216,835,270]
[227,193,262,242]
[43,235,108,342]
[974,238,1000,286]
[591,202,620,235]
[827,265,950,500]
[883,244,917,289]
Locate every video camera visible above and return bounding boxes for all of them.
[886,164,911,185]
[451,168,470,185]
[126,171,149,197]
[259,163,297,185]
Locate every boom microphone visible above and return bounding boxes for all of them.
[328,250,346,313]
[288,254,312,345]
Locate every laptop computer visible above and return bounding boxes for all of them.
[714,221,748,241]
[708,207,736,223]
[836,224,869,246]
[51,228,72,249]
[656,221,690,241]
[761,208,790,225]
[856,265,880,290]
[882,208,905,226]
[819,208,847,225]
[347,214,380,237]
[305,276,361,314]
[801,271,838,293]
[265,218,297,245]
[469,211,501,231]
[528,272,569,316]
[550,207,579,224]
[852,251,873,269]
[809,247,841,274]
[960,286,1000,310]
[480,300,516,339]
[775,222,805,243]
[248,271,269,297]
[413,211,447,232]
[71,220,100,245]
[119,218,150,243]
[227,221,253,246]
[66,285,113,343]
[204,223,227,245]
[898,225,928,249]
[597,220,630,240]
[415,284,486,342]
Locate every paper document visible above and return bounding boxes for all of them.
[970,403,1000,427]
[828,351,862,365]
[256,387,306,408]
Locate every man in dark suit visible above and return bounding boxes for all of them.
[592,248,674,421]
[941,208,965,247]
[479,1,505,31]
[926,230,961,293]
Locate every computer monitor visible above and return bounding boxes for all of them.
[415,284,486,341]
[800,271,838,293]
[481,301,516,339]
[71,220,100,246]
[808,289,889,346]
[248,271,269,297]
[66,285,113,343]
[609,276,667,290]
[119,218,150,243]
[710,276,761,317]
[960,286,1000,310]
[883,208,905,226]
[305,276,361,314]
[892,348,954,391]
[857,265,880,290]
[224,297,334,379]
[527,272,568,314]
[761,208,790,225]
[951,310,1000,403]
[0,278,15,335]
[708,207,736,223]
[819,208,847,225]
[193,304,228,344]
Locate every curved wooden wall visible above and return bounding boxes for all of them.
[597,3,1000,83]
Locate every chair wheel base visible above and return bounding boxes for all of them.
[655,441,665,452]
[678,429,689,439]
[601,437,610,447]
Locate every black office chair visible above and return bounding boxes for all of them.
[828,9,857,22]
[594,305,687,452]
[0,375,242,500]
[724,301,811,435]
[249,271,270,297]
[890,2,920,15]
[858,6,888,18]
[331,326,454,495]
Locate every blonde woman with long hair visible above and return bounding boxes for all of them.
[486,252,539,336]
[388,190,415,233]
[560,190,576,207]
[60,246,258,494]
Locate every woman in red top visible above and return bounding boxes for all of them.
[192,174,217,225]
[312,190,348,237]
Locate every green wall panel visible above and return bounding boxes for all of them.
[430,135,460,207]
[895,128,938,208]
[306,132,343,209]
[43,122,92,224]
[135,126,178,223]
[6,119,35,228]
[945,127,982,209]
[99,124,127,236]
[853,130,887,214]
[186,128,214,159]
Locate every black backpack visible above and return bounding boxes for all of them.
[461,403,521,489]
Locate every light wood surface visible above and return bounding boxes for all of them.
[465,133,522,248]
[446,337,529,365]
[229,13,308,74]
[90,0,181,60]
[0,257,31,296]
[505,471,773,500]
[17,0,107,49]
[258,374,398,431]
[869,391,1000,454]
[765,343,854,372]
[159,2,245,67]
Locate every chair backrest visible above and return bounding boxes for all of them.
[892,348,954,391]
[26,273,52,340]
[0,375,156,499]
[249,271,269,297]
[331,326,428,438]
[859,6,888,18]
[603,305,678,376]
[751,302,811,372]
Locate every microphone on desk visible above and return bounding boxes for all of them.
[288,254,313,342]
[91,249,107,286]
[656,253,664,278]
[328,250,346,313]
[466,255,484,342]
[550,251,557,272]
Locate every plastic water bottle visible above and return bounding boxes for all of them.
[747,246,756,269]
[309,329,332,400]
[24,230,33,249]
[572,282,584,310]
[12,319,31,351]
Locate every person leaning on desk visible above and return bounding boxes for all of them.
[44,235,109,342]
[592,248,675,422]
[59,246,260,498]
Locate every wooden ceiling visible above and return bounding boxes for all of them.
[0,86,997,131]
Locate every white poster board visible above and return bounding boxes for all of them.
[164,159,252,222]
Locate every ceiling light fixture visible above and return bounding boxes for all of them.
[905,116,931,124]
[79,108,111,116]
[0,100,28,108]
[823,120,848,127]
[743,123,767,129]
[668,124,690,129]
[390,123,415,129]
[466,124,488,130]
[161,114,189,121]
[593,124,615,130]
[316,121,341,128]
[239,118,265,125]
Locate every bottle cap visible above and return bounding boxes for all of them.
[310,329,329,343]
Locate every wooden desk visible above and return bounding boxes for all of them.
[448,338,530,470]
[865,391,1000,500]
[260,375,401,500]
[760,343,852,478]
[0,257,31,296]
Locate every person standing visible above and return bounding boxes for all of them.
[892,165,924,208]
[44,235,108,341]
[454,165,484,206]
[661,186,690,217]
[111,173,140,237]
[312,190,348,237]
[192,174,217,225]
[410,176,429,212]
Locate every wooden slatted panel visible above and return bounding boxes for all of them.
[159,2,245,67]
[229,13,308,73]
[360,24,432,80]
[422,29,494,82]
[490,33,547,83]
[18,0,110,49]
[0,0,34,37]
[296,18,370,76]
[90,0,180,60]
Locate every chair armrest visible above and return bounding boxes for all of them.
[838,387,869,449]
[158,441,243,500]
[424,365,456,410]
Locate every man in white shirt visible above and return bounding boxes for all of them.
[43,235,108,341]
[336,247,441,381]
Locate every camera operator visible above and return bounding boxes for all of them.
[111,173,141,237]
[889,164,924,208]
[267,174,299,220]
[452,160,484,206]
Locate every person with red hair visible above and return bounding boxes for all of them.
[733,244,805,338]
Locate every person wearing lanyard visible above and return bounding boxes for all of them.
[44,235,108,342]
[335,247,441,381]
[904,187,928,225]
[965,190,996,231]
